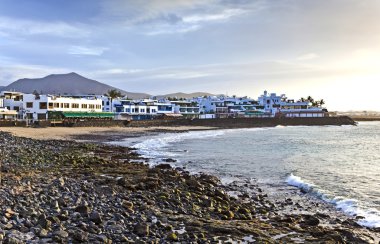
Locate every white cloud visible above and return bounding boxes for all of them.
[0,17,89,38]
[183,8,247,23]
[296,53,320,61]
[145,24,201,35]
[0,63,70,85]
[68,46,108,56]
[98,1,256,35]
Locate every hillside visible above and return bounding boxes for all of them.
[156,92,215,99]
[0,73,150,99]
[0,73,215,100]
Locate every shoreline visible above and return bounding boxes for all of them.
[0,128,379,242]
[0,126,216,141]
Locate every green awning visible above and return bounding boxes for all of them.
[245,110,264,115]
[61,112,114,118]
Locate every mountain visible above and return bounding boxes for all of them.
[0,72,150,99]
[156,92,215,99]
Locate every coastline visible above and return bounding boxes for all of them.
[0,126,216,141]
[1,126,379,242]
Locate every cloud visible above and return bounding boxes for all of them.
[0,63,70,85]
[0,16,89,38]
[296,53,320,61]
[144,24,201,35]
[99,0,257,35]
[68,46,108,56]
[183,8,247,23]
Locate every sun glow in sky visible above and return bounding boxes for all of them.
[0,0,379,111]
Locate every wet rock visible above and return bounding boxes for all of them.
[53,229,69,239]
[167,232,178,241]
[122,200,134,210]
[163,158,176,163]
[72,230,89,242]
[37,215,52,229]
[302,215,320,226]
[90,212,103,225]
[38,228,49,238]
[155,164,172,170]
[75,205,91,215]
[134,223,149,236]
[199,174,220,186]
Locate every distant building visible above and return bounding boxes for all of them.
[0,96,18,120]
[257,91,326,117]
[1,91,103,121]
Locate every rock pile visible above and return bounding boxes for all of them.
[0,131,378,243]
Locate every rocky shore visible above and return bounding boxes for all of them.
[0,131,379,243]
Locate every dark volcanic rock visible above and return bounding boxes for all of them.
[0,131,377,243]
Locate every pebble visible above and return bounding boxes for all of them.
[0,131,376,243]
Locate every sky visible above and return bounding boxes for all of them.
[0,0,379,111]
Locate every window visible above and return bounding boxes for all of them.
[37,113,46,120]
[14,106,20,111]
[48,103,54,109]
[26,102,33,108]
[54,103,59,108]
[64,103,70,108]
[40,102,47,109]
[140,109,145,113]
[89,104,95,109]
[81,104,88,109]
[72,103,79,109]
[96,105,101,109]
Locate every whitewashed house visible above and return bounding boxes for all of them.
[22,94,103,120]
[194,95,259,118]
[170,100,200,118]
[0,96,18,120]
[257,91,326,117]
[1,91,103,121]
[112,99,176,120]
[1,91,25,119]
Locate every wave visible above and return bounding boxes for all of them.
[132,130,227,160]
[286,174,380,228]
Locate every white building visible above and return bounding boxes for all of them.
[1,91,103,121]
[194,95,258,118]
[0,96,18,120]
[170,100,200,118]
[112,99,176,120]
[257,91,326,117]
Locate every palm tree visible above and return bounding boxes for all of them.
[319,99,325,107]
[307,96,314,103]
[107,89,122,112]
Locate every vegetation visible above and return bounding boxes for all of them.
[298,96,326,107]
[106,89,122,99]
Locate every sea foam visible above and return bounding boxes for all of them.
[286,174,380,228]
[132,130,226,160]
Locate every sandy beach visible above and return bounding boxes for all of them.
[0,126,215,141]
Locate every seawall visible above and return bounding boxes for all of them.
[124,116,356,128]
[0,116,356,128]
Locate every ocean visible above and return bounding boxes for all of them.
[111,121,380,228]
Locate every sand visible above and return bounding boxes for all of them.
[0,126,215,141]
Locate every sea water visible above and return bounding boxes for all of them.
[111,121,380,228]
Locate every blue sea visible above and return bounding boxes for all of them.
[111,121,380,228]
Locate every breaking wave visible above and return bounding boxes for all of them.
[286,174,380,228]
